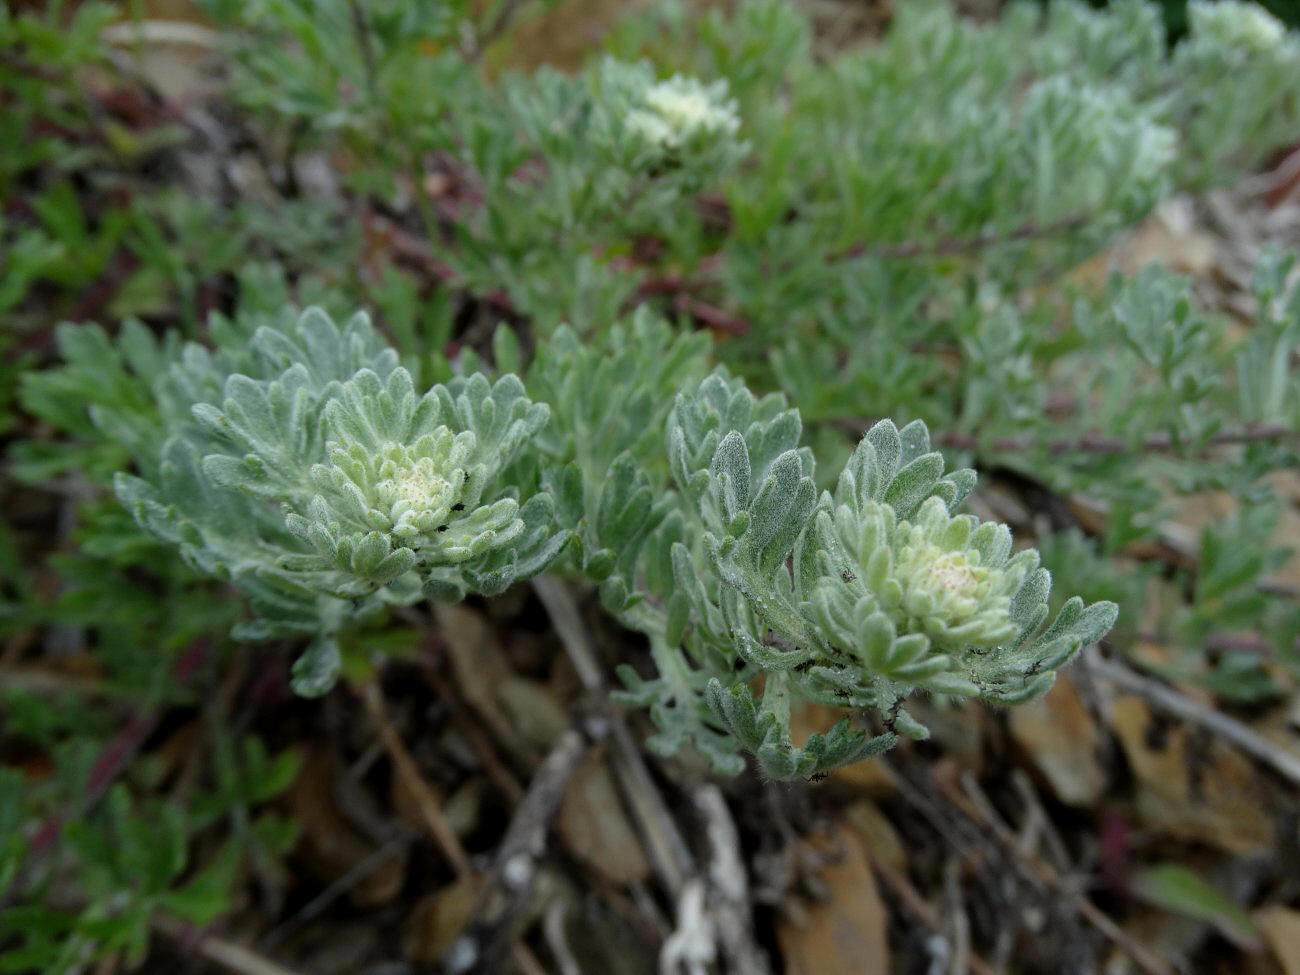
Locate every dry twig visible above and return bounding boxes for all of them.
[834,214,1091,262]
[932,765,1173,975]
[869,859,998,975]
[419,649,526,805]
[154,917,304,975]
[543,902,585,975]
[936,422,1295,456]
[260,836,412,950]
[1090,653,1300,786]
[360,681,472,876]
[692,784,772,975]
[444,729,588,974]
[532,575,697,897]
[363,677,556,974]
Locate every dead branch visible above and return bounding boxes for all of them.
[693,784,772,975]
[443,729,588,974]
[260,836,412,951]
[360,681,472,876]
[532,574,697,898]
[869,859,999,975]
[1090,653,1300,787]
[833,215,1091,262]
[936,422,1296,456]
[419,648,526,806]
[154,917,304,975]
[931,765,1174,975]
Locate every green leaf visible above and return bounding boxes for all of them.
[883,452,944,519]
[492,324,523,375]
[1133,863,1261,950]
[160,841,241,926]
[711,430,752,522]
[291,634,341,697]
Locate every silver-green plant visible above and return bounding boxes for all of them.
[625,374,1117,778]
[111,307,568,695]
[91,305,1116,778]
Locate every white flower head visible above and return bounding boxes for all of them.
[888,509,1026,651]
[1132,119,1178,176]
[835,496,1031,652]
[626,75,740,153]
[311,430,479,544]
[378,454,457,533]
[1190,0,1287,52]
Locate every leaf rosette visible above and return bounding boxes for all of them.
[799,421,1118,710]
[655,384,1119,778]
[280,366,567,601]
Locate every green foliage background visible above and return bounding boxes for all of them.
[3,0,1300,969]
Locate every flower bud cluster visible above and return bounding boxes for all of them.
[851,496,1033,652]
[1190,0,1287,52]
[625,75,741,154]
